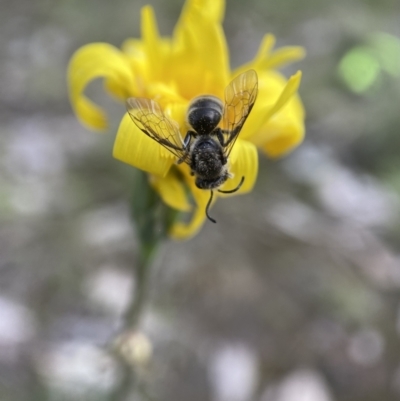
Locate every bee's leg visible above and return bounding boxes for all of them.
[205,190,217,224]
[214,128,225,146]
[218,176,245,194]
[177,131,195,164]
[177,132,190,164]
[183,131,196,149]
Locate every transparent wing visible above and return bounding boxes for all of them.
[126,98,189,163]
[222,70,258,157]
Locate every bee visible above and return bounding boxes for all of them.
[126,69,258,223]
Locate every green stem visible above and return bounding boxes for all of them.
[124,242,158,328]
[108,245,156,401]
[109,169,178,401]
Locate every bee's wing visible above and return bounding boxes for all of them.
[126,98,189,163]
[222,70,258,157]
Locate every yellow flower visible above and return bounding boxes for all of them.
[67,0,305,239]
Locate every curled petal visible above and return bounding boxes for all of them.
[219,139,258,196]
[113,113,173,177]
[103,77,129,101]
[67,43,136,130]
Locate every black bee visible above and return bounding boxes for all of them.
[126,69,258,223]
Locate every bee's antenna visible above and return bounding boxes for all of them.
[218,176,245,194]
[206,190,217,224]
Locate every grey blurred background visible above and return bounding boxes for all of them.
[2,0,400,400]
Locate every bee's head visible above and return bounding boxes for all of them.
[187,96,223,135]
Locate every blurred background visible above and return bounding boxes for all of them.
[1,0,400,400]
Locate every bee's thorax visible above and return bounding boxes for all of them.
[187,95,223,135]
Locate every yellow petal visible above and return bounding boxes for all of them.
[233,34,276,76]
[141,6,160,55]
[146,84,187,109]
[233,35,305,77]
[113,113,173,177]
[260,47,306,70]
[219,139,258,196]
[119,39,149,96]
[165,102,188,128]
[160,102,188,161]
[166,162,215,239]
[263,71,302,121]
[150,168,192,212]
[244,70,305,158]
[177,0,225,28]
[240,70,303,140]
[170,0,228,99]
[256,34,276,59]
[169,185,210,240]
[259,113,305,158]
[67,43,136,130]
[141,6,170,82]
[103,78,128,101]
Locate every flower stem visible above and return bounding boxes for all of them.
[108,169,178,401]
[124,241,157,328]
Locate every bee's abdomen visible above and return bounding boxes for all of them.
[196,154,221,178]
[191,140,224,180]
